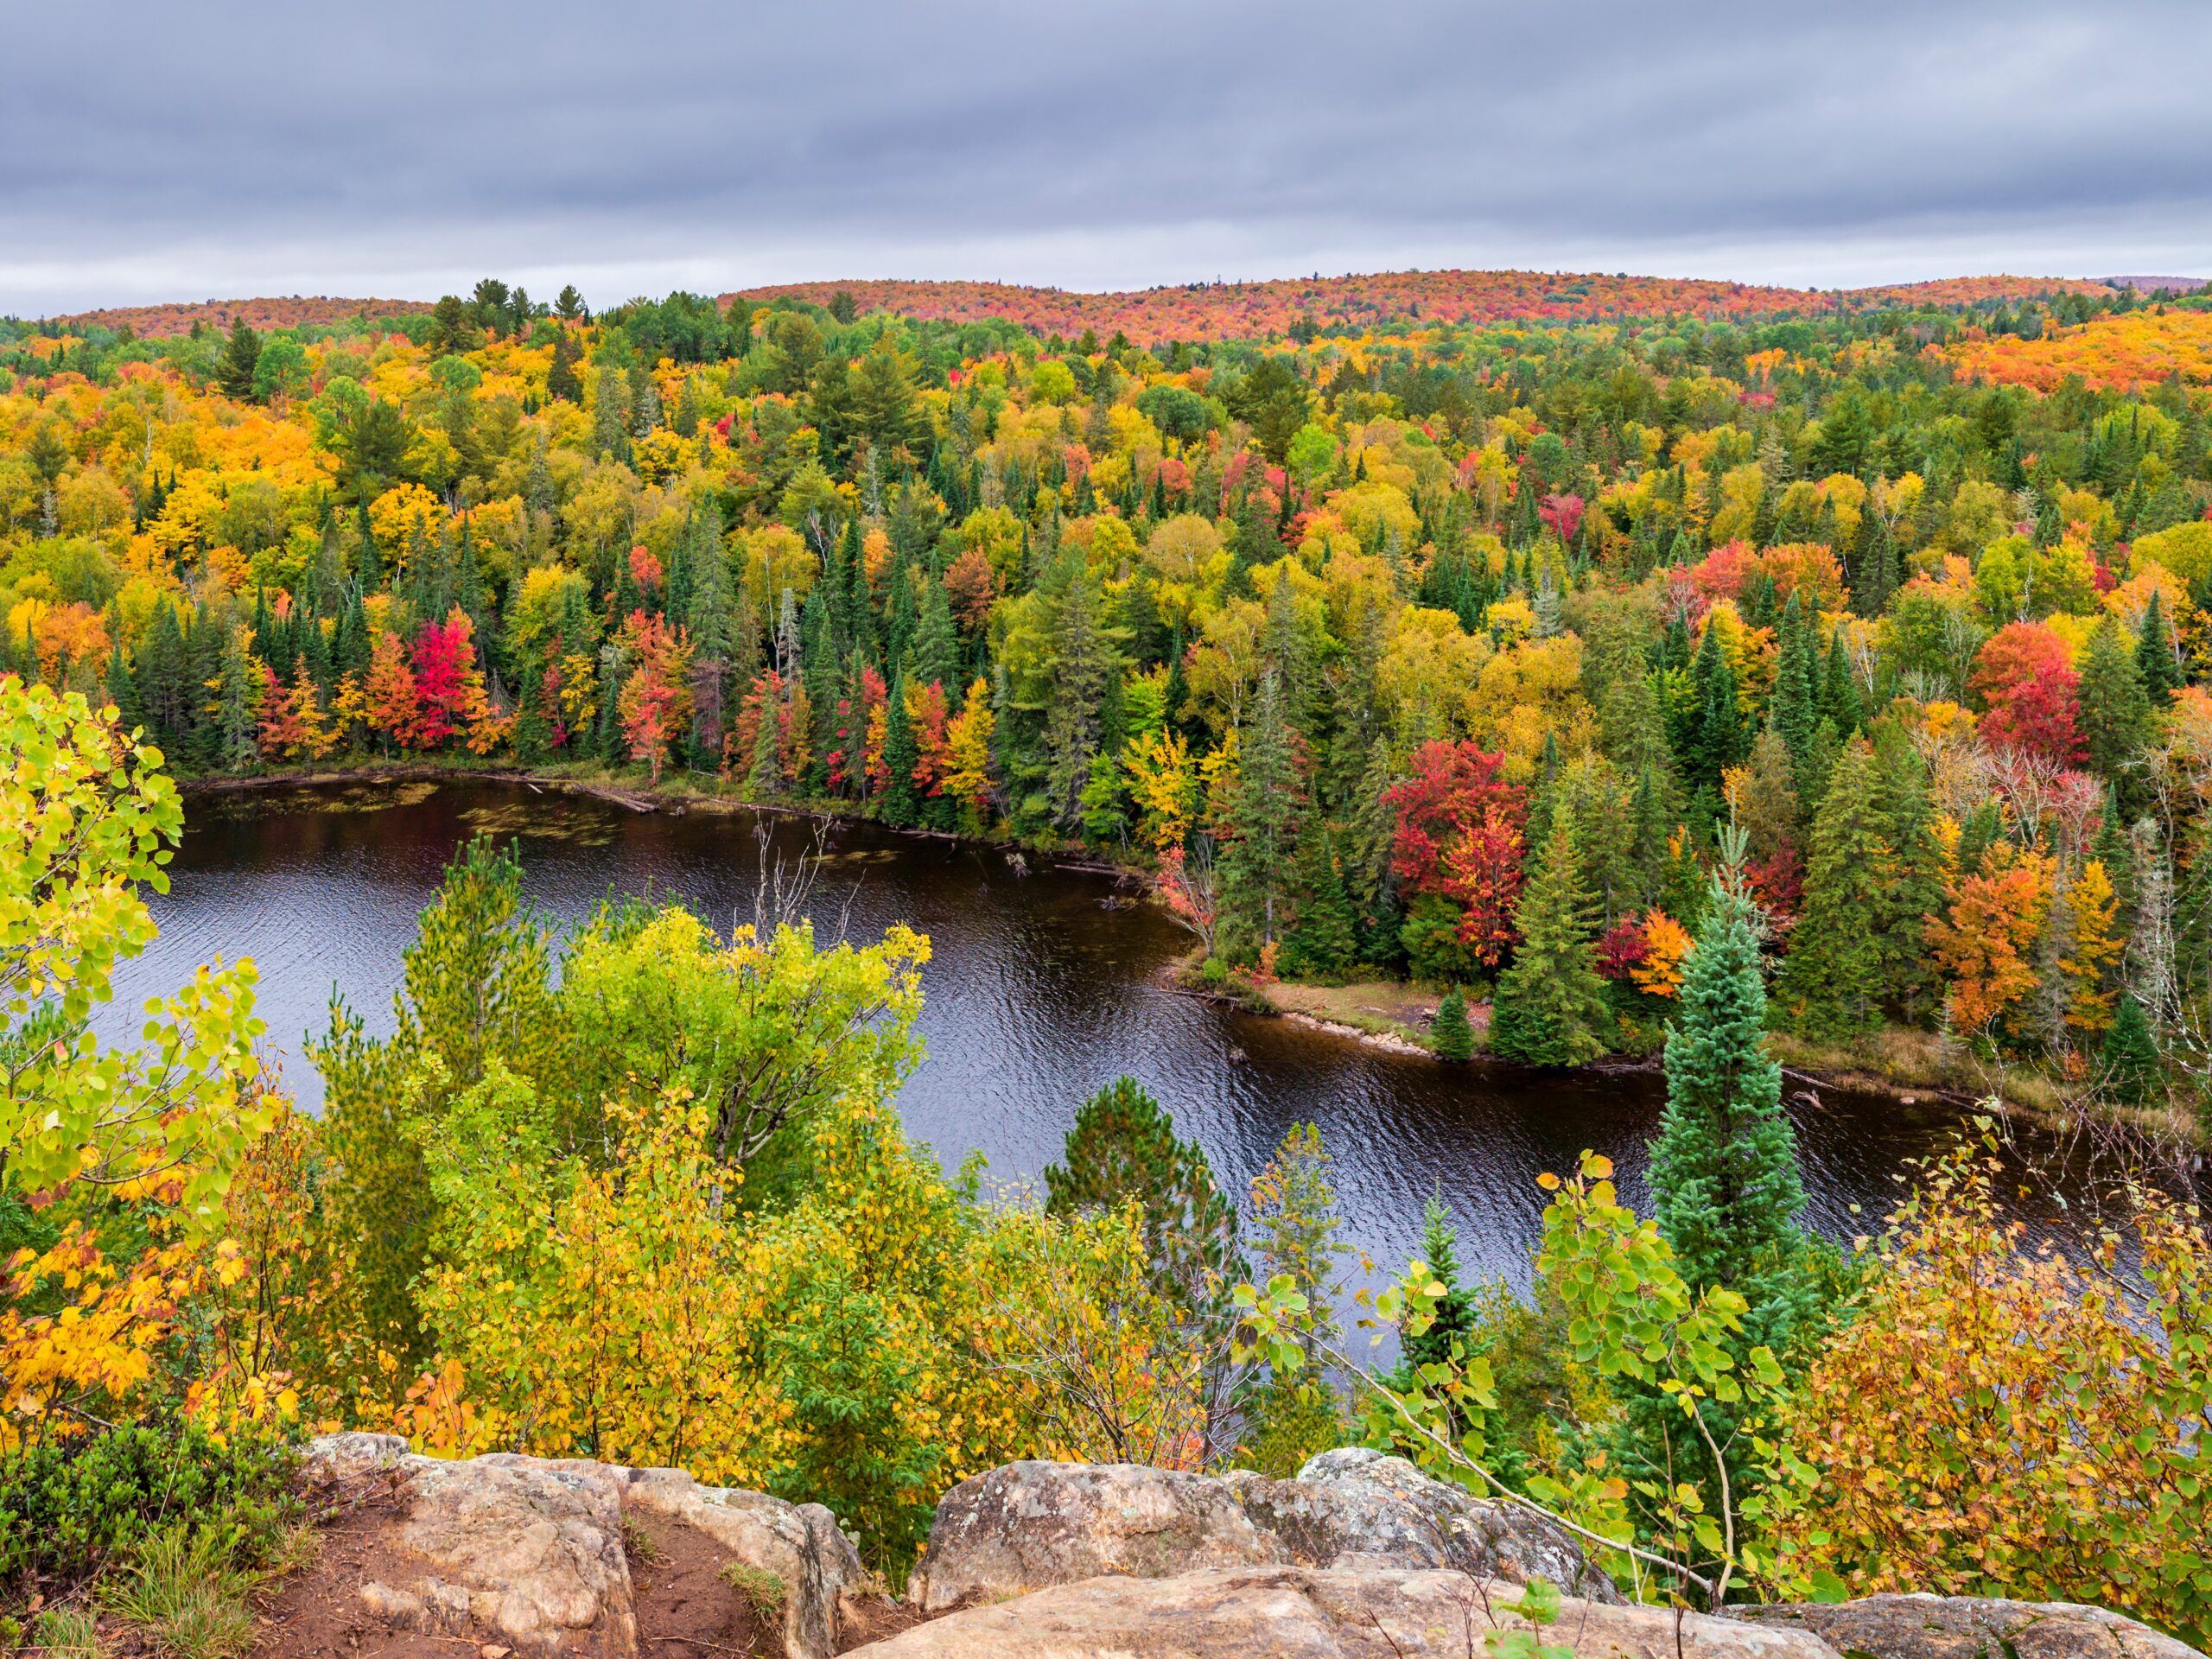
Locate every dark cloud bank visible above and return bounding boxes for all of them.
[5,0,2209,315]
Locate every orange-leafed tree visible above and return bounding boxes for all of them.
[1927,846,2055,1049]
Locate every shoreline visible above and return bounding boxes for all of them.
[180,761,2198,1147]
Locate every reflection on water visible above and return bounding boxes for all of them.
[106,780,2156,1294]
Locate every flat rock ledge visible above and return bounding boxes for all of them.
[850,1564,1831,1658]
[905,1448,1620,1613]
[303,1431,864,1659]
[849,1569,2206,1659]
[1743,1592,2203,1659]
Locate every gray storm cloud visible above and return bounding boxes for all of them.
[4,0,2208,314]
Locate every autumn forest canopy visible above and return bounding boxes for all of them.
[4,263,2212,1649]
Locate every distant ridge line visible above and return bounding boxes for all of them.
[35,267,2137,342]
[2096,274,2209,293]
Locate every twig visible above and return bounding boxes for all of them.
[1335,1348,1718,1604]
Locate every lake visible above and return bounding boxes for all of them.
[105,778,2133,1294]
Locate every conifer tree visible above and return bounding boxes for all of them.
[2102,989,2163,1104]
[1626,842,1817,1558]
[1821,632,1862,734]
[217,315,263,399]
[1649,846,1809,1320]
[911,577,958,693]
[684,505,737,765]
[2138,589,2181,706]
[1219,671,1304,957]
[1399,1189,1474,1375]
[1490,820,1610,1067]
[880,676,920,826]
[1779,736,1888,1034]
[1768,592,1819,770]
[1043,559,1115,826]
[1044,1076,1245,1316]
[1283,816,1357,977]
[2078,613,2152,790]
[1431,985,1474,1061]
[747,676,784,798]
[1870,726,1946,1020]
[1685,623,1746,791]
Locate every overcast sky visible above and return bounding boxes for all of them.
[6,0,2209,317]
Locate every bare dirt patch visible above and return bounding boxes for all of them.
[248,1468,465,1658]
[626,1506,772,1658]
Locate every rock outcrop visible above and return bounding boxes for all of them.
[906,1449,1618,1613]
[295,1440,2204,1659]
[850,1564,1832,1658]
[301,1432,864,1659]
[1743,1592,2202,1659]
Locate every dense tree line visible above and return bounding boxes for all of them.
[3,279,2212,1114]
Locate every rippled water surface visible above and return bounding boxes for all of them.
[105,779,2126,1289]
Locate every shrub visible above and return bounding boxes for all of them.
[0,1421,298,1590]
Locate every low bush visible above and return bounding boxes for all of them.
[0,1421,299,1592]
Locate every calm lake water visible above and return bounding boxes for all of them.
[103,779,2145,1294]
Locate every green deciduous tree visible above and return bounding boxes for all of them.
[0,682,270,1231]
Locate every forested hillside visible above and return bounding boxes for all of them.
[5,268,2212,1651]
[3,272,2212,1118]
[732,269,2120,340]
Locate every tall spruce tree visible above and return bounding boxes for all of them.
[1219,671,1304,958]
[684,505,737,765]
[1042,558,1116,827]
[2139,589,2182,706]
[1650,846,1811,1319]
[1685,623,1747,791]
[1400,1190,1474,1374]
[1767,592,1819,772]
[911,577,958,692]
[1625,841,1818,1564]
[1430,986,1474,1061]
[1283,816,1358,977]
[1778,736,1889,1035]
[2078,612,2152,803]
[1490,820,1611,1067]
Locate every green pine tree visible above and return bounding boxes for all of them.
[2102,991,2163,1105]
[1283,816,1358,978]
[1430,986,1474,1061]
[1490,821,1610,1067]
[1779,736,1889,1035]
[1650,856,1810,1317]
[2138,589,2182,706]
[216,315,263,400]
[1624,844,1819,1565]
[912,576,958,693]
[1218,671,1304,959]
[1821,632,1863,734]
[2078,613,2152,790]
[1044,1077,1246,1317]
[1401,1189,1474,1376]
[880,675,920,825]
[1767,592,1819,769]
[1685,623,1746,791]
